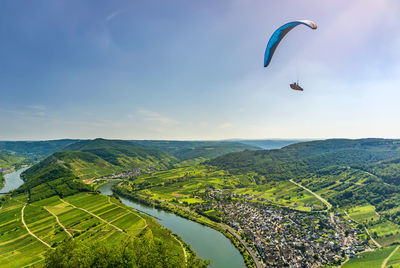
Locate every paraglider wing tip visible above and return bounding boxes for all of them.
[298,20,317,30]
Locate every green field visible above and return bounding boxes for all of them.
[120,166,325,212]
[0,192,184,267]
[348,205,379,223]
[386,246,400,267]
[342,246,396,268]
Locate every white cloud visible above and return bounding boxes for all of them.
[218,122,233,129]
[105,10,124,23]
[137,109,178,125]
[28,105,46,110]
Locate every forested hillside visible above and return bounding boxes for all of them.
[209,139,400,180]
[132,140,261,160]
[0,139,79,160]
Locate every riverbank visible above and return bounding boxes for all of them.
[113,185,257,267]
[0,167,28,194]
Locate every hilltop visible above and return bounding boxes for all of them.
[132,140,261,161]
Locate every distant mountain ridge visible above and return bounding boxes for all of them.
[132,140,261,160]
[227,139,307,149]
[0,139,79,160]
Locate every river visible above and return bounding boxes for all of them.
[0,167,29,194]
[97,182,246,268]
[1,169,246,267]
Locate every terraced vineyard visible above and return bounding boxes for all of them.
[0,193,185,267]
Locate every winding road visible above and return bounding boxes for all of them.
[44,206,73,238]
[342,210,382,248]
[289,179,332,211]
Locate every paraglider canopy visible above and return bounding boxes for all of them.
[264,20,317,68]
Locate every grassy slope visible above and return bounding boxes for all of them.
[0,192,184,267]
[65,139,177,170]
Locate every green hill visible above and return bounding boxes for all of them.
[208,138,400,246]
[209,139,400,179]
[1,139,207,267]
[0,151,26,169]
[19,139,178,202]
[0,139,79,161]
[132,140,261,161]
[65,139,177,170]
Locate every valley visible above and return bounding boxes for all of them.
[2,138,400,267]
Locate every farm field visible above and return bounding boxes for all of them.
[342,246,396,268]
[370,221,400,247]
[386,246,400,267]
[0,192,184,267]
[124,166,325,211]
[348,205,379,223]
[345,205,400,246]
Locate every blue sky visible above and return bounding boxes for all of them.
[1,0,400,140]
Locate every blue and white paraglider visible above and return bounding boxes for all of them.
[264,20,317,91]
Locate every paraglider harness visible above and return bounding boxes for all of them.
[290,81,303,91]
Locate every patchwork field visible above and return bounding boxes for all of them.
[0,192,184,267]
[123,166,325,211]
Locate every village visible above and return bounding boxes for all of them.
[195,188,370,267]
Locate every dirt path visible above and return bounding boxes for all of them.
[172,235,187,265]
[343,210,382,248]
[59,198,123,232]
[21,204,54,249]
[43,206,73,238]
[382,245,399,268]
[289,179,332,210]
[365,227,382,248]
[107,196,147,230]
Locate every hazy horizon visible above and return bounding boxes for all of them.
[1,137,399,142]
